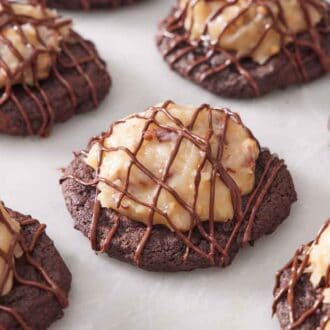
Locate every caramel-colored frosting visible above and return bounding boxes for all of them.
[326,320,330,330]
[305,222,330,324]
[181,0,322,64]
[306,224,330,288]
[0,2,71,88]
[0,202,22,296]
[85,102,260,232]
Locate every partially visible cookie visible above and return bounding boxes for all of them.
[273,219,330,330]
[0,202,71,329]
[157,0,330,98]
[61,101,297,272]
[0,1,111,137]
[46,0,140,10]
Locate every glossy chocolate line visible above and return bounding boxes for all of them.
[208,107,228,261]
[0,206,68,329]
[0,1,106,136]
[220,155,283,266]
[184,106,228,261]
[184,109,213,260]
[242,159,284,243]
[273,219,330,329]
[61,101,287,268]
[157,0,330,96]
[99,214,120,253]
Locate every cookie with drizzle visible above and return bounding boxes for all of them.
[273,219,330,330]
[61,101,297,272]
[0,201,71,329]
[157,0,330,98]
[0,0,111,137]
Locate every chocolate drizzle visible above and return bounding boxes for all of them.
[157,0,330,97]
[61,101,287,267]
[0,204,68,330]
[273,219,330,330]
[0,0,106,136]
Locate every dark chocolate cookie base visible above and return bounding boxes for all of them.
[61,149,297,272]
[0,37,111,137]
[157,8,330,98]
[0,210,71,330]
[274,270,330,330]
[46,0,140,10]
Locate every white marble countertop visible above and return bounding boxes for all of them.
[0,1,329,329]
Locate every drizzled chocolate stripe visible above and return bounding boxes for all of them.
[273,219,330,330]
[0,207,68,330]
[157,0,330,97]
[61,101,286,267]
[0,0,106,136]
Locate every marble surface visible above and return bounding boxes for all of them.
[0,1,329,329]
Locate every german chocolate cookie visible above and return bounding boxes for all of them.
[61,101,297,272]
[46,0,140,10]
[157,0,330,98]
[0,1,111,137]
[0,202,71,329]
[273,219,330,330]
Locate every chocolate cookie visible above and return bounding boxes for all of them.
[0,2,111,137]
[0,203,71,329]
[46,0,140,10]
[157,0,330,98]
[61,101,297,272]
[273,220,330,330]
